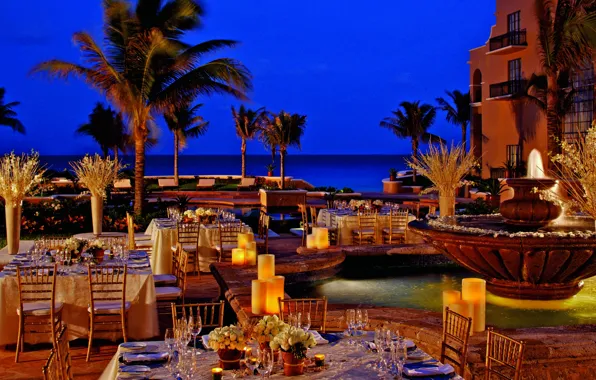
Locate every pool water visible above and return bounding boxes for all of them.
[288,266,596,329]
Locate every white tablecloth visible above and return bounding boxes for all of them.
[0,260,159,345]
[317,209,415,245]
[99,335,463,380]
[145,219,252,275]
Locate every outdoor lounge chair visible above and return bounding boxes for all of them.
[237,177,256,190]
[113,179,132,190]
[196,178,215,190]
[158,178,178,188]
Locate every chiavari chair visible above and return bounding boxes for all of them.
[215,220,243,262]
[126,212,153,252]
[16,263,62,362]
[173,221,200,276]
[171,301,225,330]
[485,328,526,380]
[441,307,472,376]
[86,264,129,361]
[382,208,409,244]
[154,243,182,287]
[351,209,378,245]
[255,211,272,254]
[278,297,328,333]
[42,349,61,380]
[56,325,73,380]
[156,248,189,307]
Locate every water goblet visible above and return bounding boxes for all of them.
[301,312,311,332]
[257,350,273,379]
[165,328,176,353]
[189,314,202,351]
[245,343,259,376]
[346,309,356,344]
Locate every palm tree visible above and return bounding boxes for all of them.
[526,0,596,166]
[0,88,25,134]
[231,105,264,178]
[380,101,444,183]
[262,111,307,189]
[436,90,470,151]
[76,103,129,159]
[33,0,251,214]
[165,103,209,185]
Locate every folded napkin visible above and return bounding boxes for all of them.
[122,352,169,364]
[308,330,329,345]
[201,335,212,350]
[403,363,454,378]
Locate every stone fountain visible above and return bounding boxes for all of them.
[409,150,596,300]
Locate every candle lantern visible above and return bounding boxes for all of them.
[462,278,486,333]
[245,241,257,265]
[442,290,461,321]
[231,248,246,265]
[266,275,285,314]
[212,367,223,380]
[258,254,275,280]
[316,228,329,249]
[306,234,316,249]
[251,279,268,314]
[314,354,325,367]
[238,232,254,249]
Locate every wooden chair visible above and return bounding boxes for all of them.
[156,248,189,307]
[155,243,182,287]
[86,265,129,362]
[441,307,472,376]
[42,349,61,380]
[173,221,200,276]
[255,211,272,254]
[278,297,328,333]
[327,211,340,245]
[311,206,338,242]
[215,221,243,262]
[171,301,225,330]
[126,213,153,252]
[382,209,409,244]
[485,328,526,380]
[351,210,378,245]
[56,325,73,380]
[16,263,62,363]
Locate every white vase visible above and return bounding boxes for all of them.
[91,196,104,237]
[5,203,22,255]
[439,195,456,217]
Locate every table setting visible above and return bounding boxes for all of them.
[0,237,159,345]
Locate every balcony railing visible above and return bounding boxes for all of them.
[489,79,526,98]
[489,29,527,51]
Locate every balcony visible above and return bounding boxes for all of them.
[487,30,527,55]
[488,79,526,100]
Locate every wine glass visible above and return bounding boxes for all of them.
[189,314,202,351]
[257,350,273,379]
[362,309,369,331]
[346,309,356,345]
[301,312,311,332]
[394,339,407,378]
[165,328,176,353]
[245,344,259,376]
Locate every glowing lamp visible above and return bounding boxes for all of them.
[442,290,461,320]
[231,248,245,266]
[238,232,254,249]
[258,254,275,280]
[462,278,486,333]
[316,228,329,249]
[265,275,285,314]
[211,368,223,380]
[306,234,316,249]
[245,241,257,265]
[251,279,268,315]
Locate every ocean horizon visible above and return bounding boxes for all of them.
[39,154,410,192]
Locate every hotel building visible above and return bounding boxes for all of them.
[469,0,594,178]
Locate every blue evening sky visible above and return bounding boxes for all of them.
[0,0,495,156]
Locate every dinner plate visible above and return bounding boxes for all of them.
[121,342,147,351]
[119,365,151,373]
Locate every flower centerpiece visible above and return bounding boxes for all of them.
[70,154,123,237]
[372,199,384,212]
[64,237,87,260]
[0,152,45,254]
[208,324,246,369]
[270,326,317,376]
[349,199,366,212]
[196,207,216,224]
[252,315,289,353]
[87,239,107,263]
[182,210,196,223]
[407,143,478,216]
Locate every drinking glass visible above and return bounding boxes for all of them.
[395,339,407,378]
[165,328,176,353]
[374,328,387,372]
[189,314,202,351]
[301,312,311,332]
[346,309,356,344]
[257,350,273,379]
[245,344,259,376]
[362,309,369,331]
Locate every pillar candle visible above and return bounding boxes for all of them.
[238,233,254,249]
[258,254,275,280]
[316,228,329,249]
[442,290,461,321]
[251,279,268,314]
[245,241,257,265]
[266,275,285,314]
[306,234,316,249]
[462,278,486,333]
[231,248,245,265]
[448,300,474,335]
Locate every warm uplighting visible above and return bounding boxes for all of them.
[462,278,486,332]
[306,234,316,249]
[231,248,245,265]
[211,367,223,380]
[315,227,329,249]
[238,232,254,249]
[266,275,285,314]
[245,241,257,265]
[258,254,275,280]
[442,290,461,320]
[314,354,325,367]
[251,279,267,315]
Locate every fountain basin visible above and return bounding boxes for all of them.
[409,216,596,300]
[500,178,562,227]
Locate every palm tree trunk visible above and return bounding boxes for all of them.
[270,145,276,166]
[113,146,119,162]
[241,139,247,178]
[174,133,179,185]
[546,73,562,170]
[133,129,146,215]
[411,138,419,183]
[280,149,286,189]
[461,123,467,152]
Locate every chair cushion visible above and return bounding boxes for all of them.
[352,228,375,235]
[382,228,406,234]
[155,286,182,300]
[153,274,177,285]
[88,300,131,314]
[214,244,237,252]
[17,301,64,316]
[171,243,197,253]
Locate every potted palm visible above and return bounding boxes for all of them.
[208,325,246,370]
[480,179,508,208]
[270,326,317,376]
[389,168,397,181]
[266,164,275,177]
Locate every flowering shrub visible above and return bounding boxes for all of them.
[251,315,289,345]
[208,325,246,351]
[269,326,316,359]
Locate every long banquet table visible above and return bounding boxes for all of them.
[145,218,252,275]
[317,209,416,245]
[100,332,462,379]
[0,254,159,345]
